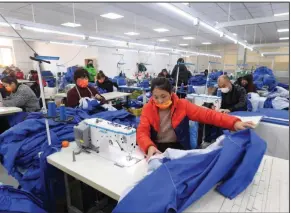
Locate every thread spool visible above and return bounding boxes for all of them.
[59,104,67,121]
[47,101,56,117]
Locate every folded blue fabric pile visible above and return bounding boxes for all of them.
[188,74,206,86]
[0,185,46,213]
[253,66,277,90]
[137,92,152,102]
[207,71,223,88]
[0,108,138,211]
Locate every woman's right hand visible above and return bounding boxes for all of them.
[146,146,162,161]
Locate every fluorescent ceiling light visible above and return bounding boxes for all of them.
[233,33,237,36]
[246,46,253,51]
[100,13,124,19]
[156,52,170,56]
[50,41,88,48]
[23,26,85,39]
[182,3,189,5]
[238,41,247,48]
[183,36,195,40]
[277,29,289,32]
[179,44,188,46]
[0,22,15,28]
[200,21,223,37]
[202,42,211,45]
[118,48,138,53]
[61,22,81,27]
[153,28,169,32]
[274,12,289,17]
[225,34,238,44]
[261,53,264,57]
[89,36,126,44]
[158,39,169,42]
[129,42,155,48]
[124,32,140,36]
[157,3,197,22]
[155,46,173,51]
[279,37,289,40]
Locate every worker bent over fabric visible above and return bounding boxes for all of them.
[137,77,256,160]
[66,68,106,108]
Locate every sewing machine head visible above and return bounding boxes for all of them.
[74,122,91,149]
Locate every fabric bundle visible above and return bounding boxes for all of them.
[188,74,206,86]
[113,129,266,213]
[207,71,223,88]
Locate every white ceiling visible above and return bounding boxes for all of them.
[0,2,289,51]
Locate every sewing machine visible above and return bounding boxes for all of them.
[74,118,144,167]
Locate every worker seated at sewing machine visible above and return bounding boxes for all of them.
[216,75,247,113]
[66,68,106,108]
[1,76,40,112]
[137,77,255,160]
[235,74,257,93]
[96,72,119,92]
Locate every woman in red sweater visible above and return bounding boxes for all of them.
[137,78,255,160]
[66,68,105,108]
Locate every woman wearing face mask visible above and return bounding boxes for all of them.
[96,72,119,93]
[84,59,97,83]
[66,68,105,108]
[137,78,255,160]
[1,76,40,112]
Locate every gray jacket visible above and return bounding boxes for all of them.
[3,84,40,112]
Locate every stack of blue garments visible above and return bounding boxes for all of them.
[137,80,150,88]
[137,92,152,102]
[65,66,79,83]
[207,71,223,88]
[0,108,138,211]
[253,66,276,90]
[188,74,206,86]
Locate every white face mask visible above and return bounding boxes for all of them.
[221,87,230,93]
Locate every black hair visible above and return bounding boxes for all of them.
[151,77,172,94]
[97,72,106,80]
[177,58,184,64]
[74,68,89,82]
[2,76,18,85]
[87,59,93,63]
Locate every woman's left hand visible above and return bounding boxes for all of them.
[95,94,102,100]
[234,121,256,131]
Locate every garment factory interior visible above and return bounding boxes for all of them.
[0,2,289,213]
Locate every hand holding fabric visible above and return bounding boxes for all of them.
[95,94,102,100]
[146,146,161,161]
[218,109,230,113]
[234,121,256,131]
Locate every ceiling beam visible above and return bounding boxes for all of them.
[215,16,289,28]
[252,42,289,48]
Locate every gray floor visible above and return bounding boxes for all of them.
[0,164,18,187]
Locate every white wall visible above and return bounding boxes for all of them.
[12,40,180,78]
[12,40,35,72]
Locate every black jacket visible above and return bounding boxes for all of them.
[221,84,247,112]
[171,64,191,86]
[96,77,119,92]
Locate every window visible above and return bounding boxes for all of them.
[0,47,13,67]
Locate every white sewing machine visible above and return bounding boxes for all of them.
[74,118,144,167]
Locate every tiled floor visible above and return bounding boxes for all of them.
[0,164,18,187]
